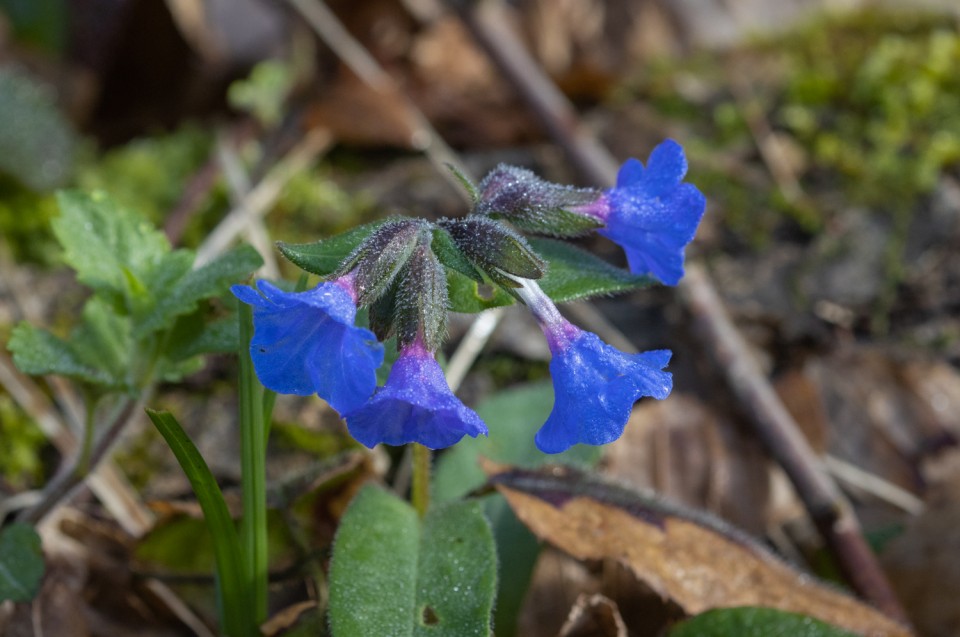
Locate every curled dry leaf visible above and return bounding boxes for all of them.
[484,462,910,637]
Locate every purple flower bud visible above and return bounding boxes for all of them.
[513,277,672,454]
[343,338,487,449]
[573,139,706,286]
[231,277,384,413]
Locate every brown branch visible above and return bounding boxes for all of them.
[447,0,910,624]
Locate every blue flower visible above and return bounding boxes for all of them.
[343,340,487,449]
[510,275,672,454]
[536,323,672,454]
[231,279,384,414]
[576,139,706,286]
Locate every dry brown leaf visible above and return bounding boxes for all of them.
[487,463,910,637]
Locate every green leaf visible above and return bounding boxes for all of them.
[278,219,390,277]
[52,190,171,304]
[164,314,240,362]
[134,244,262,337]
[147,409,254,637]
[445,269,515,314]
[530,237,654,302]
[328,485,497,637]
[667,607,858,637]
[433,383,601,636]
[434,382,602,503]
[8,322,116,387]
[0,68,73,190]
[70,296,133,385]
[0,523,44,602]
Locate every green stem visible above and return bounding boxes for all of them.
[238,303,268,624]
[411,443,431,518]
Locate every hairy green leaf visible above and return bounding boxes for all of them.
[0,523,44,603]
[328,486,497,637]
[667,607,858,637]
[8,322,117,387]
[445,270,515,314]
[134,244,262,337]
[52,190,171,306]
[278,219,389,277]
[531,237,654,302]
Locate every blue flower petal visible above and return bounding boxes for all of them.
[344,345,487,449]
[231,281,383,413]
[536,329,672,454]
[601,140,705,285]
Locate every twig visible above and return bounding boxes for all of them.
[215,132,281,279]
[195,127,333,268]
[680,265,907,621]
[448,0,910,623]
[824,454,924,516]
[283,0,474,203]
[445,308,505,392]
[16,393,149,526]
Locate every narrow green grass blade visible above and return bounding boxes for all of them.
[146,408,254,637]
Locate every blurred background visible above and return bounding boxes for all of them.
[1,0,960,635]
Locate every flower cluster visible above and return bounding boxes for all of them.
[233,140,705,453]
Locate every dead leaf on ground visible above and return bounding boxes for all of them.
[486,463,910,637]
[604,394,771,536]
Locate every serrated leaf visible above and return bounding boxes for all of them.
[164,314,240,362]
[52,190,171,305]
[69,296,133,386]
[667,607,858,637]
[328,486,497,637]
[446,270,515,314]
[134,244,262,337]
[0,523,44,602]
[8,322,116,387]
[278,219,390,277]
[530,237,654,302]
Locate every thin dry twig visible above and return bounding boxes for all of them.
[448,0,910,623]
[195,127,333,267]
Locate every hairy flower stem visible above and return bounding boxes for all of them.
[411,443,431,518]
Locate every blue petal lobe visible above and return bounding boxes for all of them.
[344,348,487,449]
[232,281,383,413]
[642,139,688,198]
[536,329,672,454]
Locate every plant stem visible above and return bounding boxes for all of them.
[238,302,269,624]
[411,443,431,518]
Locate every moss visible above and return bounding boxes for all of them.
[621,7,960,247]
[0,394,48,489]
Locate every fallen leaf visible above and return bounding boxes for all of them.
[486,463,909,637]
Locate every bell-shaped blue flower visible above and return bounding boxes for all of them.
[343,339,487,449]
[537,322,672,453]
[574,139,706,285]
[231,278,384,414]
[511,276,672,454]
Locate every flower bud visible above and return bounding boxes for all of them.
[440,216,545,289]
[474,164,603,237]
